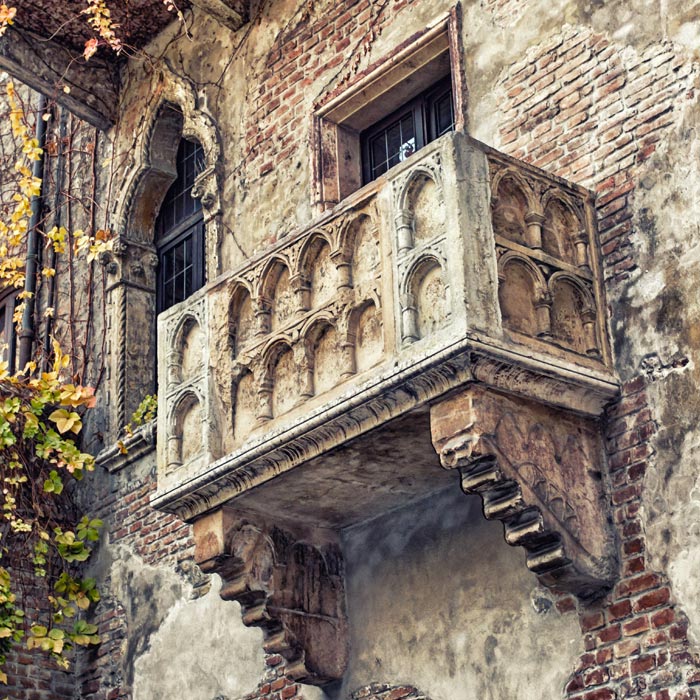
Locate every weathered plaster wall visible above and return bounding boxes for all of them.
[77,0,700,698]
[80,448,267,700]
[338,487,582,700]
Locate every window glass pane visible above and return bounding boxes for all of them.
[398,113,416,161]
[434,91,455,137]
[156,137,206,313]
[369,134,387,179]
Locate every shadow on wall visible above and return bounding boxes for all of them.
[318,486,584,700]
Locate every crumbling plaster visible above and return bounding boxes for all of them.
[336,486,583,700]
[94,0,700,692]
[614,104,700,645]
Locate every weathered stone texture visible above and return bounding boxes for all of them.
[4,0,700,698]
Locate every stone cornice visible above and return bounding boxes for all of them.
[152,333,617,522]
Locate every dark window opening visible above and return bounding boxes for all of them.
[361,77,455,184]
[156,138,205,313]
[0,292,18,373]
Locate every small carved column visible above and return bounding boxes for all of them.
[524,211,544,249]
[574,229,591,272]
[535,290,553,339]
[290,273,311,316]
[193,508,349,685]
[166,434,182,472]
[581,306,600,357]
[294,343,314,399]
[331,250,353,292]
[337,316,356,380]
[254,297,272,337]
[395,209,414,254]
[430,385,616,600]
[256,378,273,424]
[401,292,419,344]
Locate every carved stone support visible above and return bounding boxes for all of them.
[193,509,348,685]
[524,211,544,249]
[430,385,616,600]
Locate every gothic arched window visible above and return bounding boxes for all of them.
[156,138,206,313]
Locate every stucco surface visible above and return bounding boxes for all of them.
[336,486,582,700]
[107,547,266,700]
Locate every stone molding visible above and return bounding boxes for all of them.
[152,333,618,521]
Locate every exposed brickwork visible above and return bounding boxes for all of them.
[561,378,700,700]
[76,458,198,700]
[497,26,697,290]
[243,0,411,182]
[495,24,700,700]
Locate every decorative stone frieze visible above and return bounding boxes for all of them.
[488,150,605,360]
[193,508,348,685]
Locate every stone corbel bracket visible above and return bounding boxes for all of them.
[193,509,348,685]
[431,385,617,600]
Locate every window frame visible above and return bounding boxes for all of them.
[360,75,455,184]
[312,8,466,210]
[156,138,206,314]
[0,290,18,374]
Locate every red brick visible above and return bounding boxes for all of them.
[633,588,671,613]
[630,654,656,675]
[607,599,632,621]
[623,615,650,636]
[597,624,622,645]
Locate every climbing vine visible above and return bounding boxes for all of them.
[0,0,188,682]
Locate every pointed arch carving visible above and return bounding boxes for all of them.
[168,313,205,385]
[104,67,223,438]
[299,232,336,309]
[497,252,549,338]
[229,281,256,358]
[548,272,599,356]
[540,192,582,266]
[491,168,541,248]
[167,388,206,473]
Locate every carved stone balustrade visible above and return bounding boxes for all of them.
[153,132,619,684]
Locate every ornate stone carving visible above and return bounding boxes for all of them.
[154,134,618,542]
[431,385,616,599]
[489,151,604,360]
[193,509,348,685]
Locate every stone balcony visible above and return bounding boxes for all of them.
[152,131,619,683]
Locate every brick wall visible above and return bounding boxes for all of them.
[243,0,410,181]
[76,459,196,700]
[494,22,700,700]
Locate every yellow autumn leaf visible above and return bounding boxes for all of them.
[48,409,82,435]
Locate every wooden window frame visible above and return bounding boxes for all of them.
[360,75,455,184]
[312,7,466,210]
[156,138,206,313]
